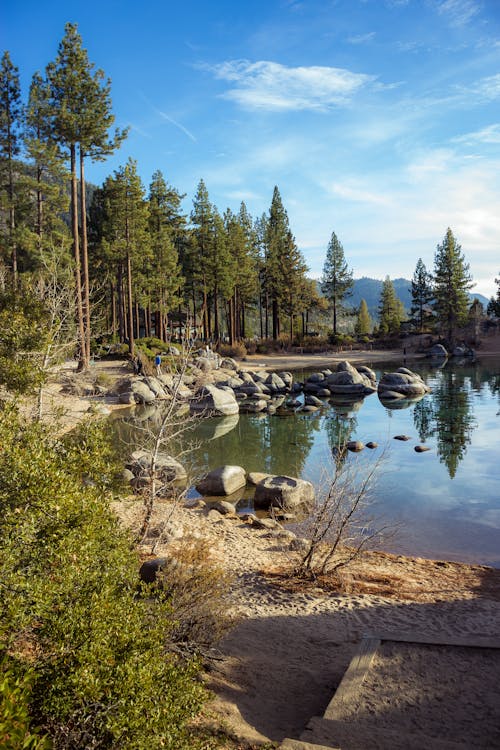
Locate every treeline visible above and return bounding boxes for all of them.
[2,24,499,375]
[0,24,323,372]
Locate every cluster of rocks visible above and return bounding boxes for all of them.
[426,343,475,360]
[377,367,431,402]
[194,464,315,513]
[303,361,377,399]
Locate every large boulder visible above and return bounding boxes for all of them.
[265,372,287,393]
[378,367,430,398]
[131,381,156,404]
[253,475,315,510]
[190,384,239,416]
[326,360,376,395]
[196,465,246,496]
[127,450,188,484]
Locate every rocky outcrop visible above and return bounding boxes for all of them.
[327,360,377,396]
[196,465,247,496]
[378,367,430,399]
[427,343,448,358]
[253,475,315,510]
[190,384,239,416]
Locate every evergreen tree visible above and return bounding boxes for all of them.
[101,159,150,356]
[148,170,184,340]
[378,276,404,335]
[355,298,372,336]
[264,186,293,339]
[321,231,353,334]
[22,72,70,264]
[433,228,473,343]
[0,51,22,284]
[487,274,500,317]
[410,257,433,332]
[190,179,213,339]
[46,23,126,369]
[279,229,309,341]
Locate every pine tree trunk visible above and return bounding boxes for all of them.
[79,150,91,368]
[111,280,117,337]
[70,144,86,370]
[272,298,279,340]
[127,251,134,356]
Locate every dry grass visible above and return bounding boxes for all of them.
[259,548,500,603]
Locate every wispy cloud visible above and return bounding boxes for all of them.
[452,124,500,145]
[130,123,152,139]
[326,181,392,206]
[205,60,376,111]
[157,111,197,142]
[434,0,481,27]
[467,74,500,101]
[347,32,376,45]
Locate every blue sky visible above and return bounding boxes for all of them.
[2,0,500,296]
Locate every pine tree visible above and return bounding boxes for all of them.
[264,186,292,340]
[410,258,433,332]
[224,204,258,341]
[46,23,126,369]
[378,276,404,335]
[101,159,150,356]
[486,274,500,317]
[0,51,22,284]
[148,170,184,340]
[433,228,473,343]
[355,298,372,336]
[190,179,214,339]
[22,71,70,263]
[321,231,353,335]
[279,230,309,341]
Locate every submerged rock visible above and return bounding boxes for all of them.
[190,384,239,416]
[253,475,315,510]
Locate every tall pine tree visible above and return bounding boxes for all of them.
[46,23,126,369]
[0,51,22,284]
[433,228,473,343]
[378,276,405,335]
[321,230,353,335]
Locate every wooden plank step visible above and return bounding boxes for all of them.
[365,631,500,650]
[301,717,472,750]
[280,738,340,750]
[323,636,380,721]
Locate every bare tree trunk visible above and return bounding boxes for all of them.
[79,150,91,369]
[70,144,85,370]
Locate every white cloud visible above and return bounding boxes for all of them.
[325,181,392,206]
[347,32,376,45]
[206,60,376,111]
[467,74,500,101]
[452,124,500,145]
[434,0,481,27]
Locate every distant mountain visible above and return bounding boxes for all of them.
[339,277,490,320]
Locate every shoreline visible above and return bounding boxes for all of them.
[35,344,500,746]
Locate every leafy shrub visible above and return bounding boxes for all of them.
[0,409,209,749]
[327,332,355,346]
[295,335,330,353]
[217,341,247,359]
[0,670,50,749]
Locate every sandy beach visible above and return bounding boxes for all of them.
[38,339,500,748]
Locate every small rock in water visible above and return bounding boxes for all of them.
[414,445,431,453]
[347,440,364,452]
[365,441,378,449]
[394,434,411,441]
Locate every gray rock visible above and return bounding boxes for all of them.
[190,384,239,416]
[118,390,136,405]
[378,368,430,398]
[427,343,448,358]
[220,357,238,370]
[265,372,287,392]
[305,394,323,407]
[131,381,157,404]
[239,399,268,412]
[394,434,411,441]
[169,345,180,356]
[122,468,134,483]
[366,441,378,449]
[250,517,282,530]
[254,475,315,510]
[247,471,271,486]
[196,465,246,496]
[415,445,431,452]
[301,405,319,412]
[326,360,374,395]
[143,376,167,397]
[212,500,237,515]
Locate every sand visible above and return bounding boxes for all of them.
[37,339,500,748]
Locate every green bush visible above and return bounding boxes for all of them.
[0,409,208,749]
[216,342,247,359]
[0,670,50,749]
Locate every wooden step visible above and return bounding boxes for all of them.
[301,716,471,750]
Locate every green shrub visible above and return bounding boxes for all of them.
[0,409,208,749]
[217,342,247,359]
[0,670,50,749]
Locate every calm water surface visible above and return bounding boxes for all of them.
[119,356,500,566]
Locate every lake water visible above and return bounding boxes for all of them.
[118,356,500,567]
